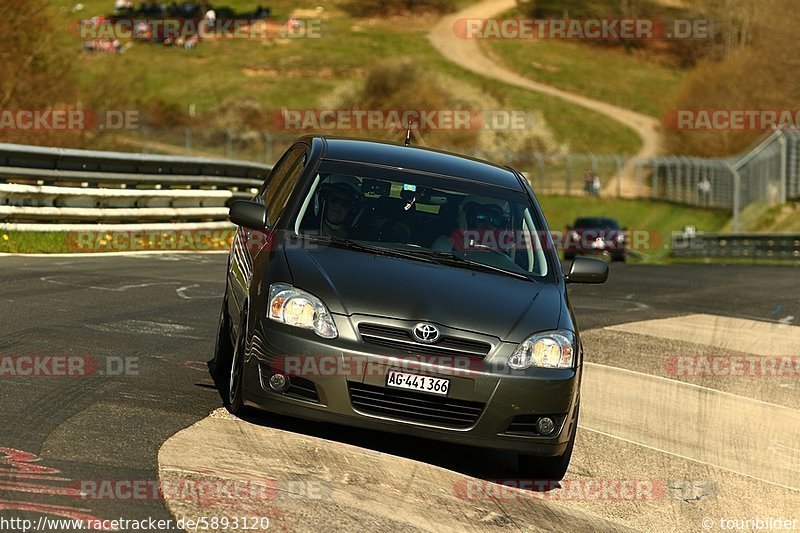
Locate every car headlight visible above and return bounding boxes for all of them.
[268,283,338,339]
[508,330,576,369]
[615,234,625,242]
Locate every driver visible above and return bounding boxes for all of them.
[318,175,363,238]
[432,194,511,252]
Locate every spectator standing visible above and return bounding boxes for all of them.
[583,170,593,196]
[697,177,711,206]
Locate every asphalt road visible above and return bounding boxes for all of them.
[1,253,798,532]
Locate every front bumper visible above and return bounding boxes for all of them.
[241,315,581,456]
[564,237,625,255]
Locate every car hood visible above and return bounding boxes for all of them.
[284,246,563,342]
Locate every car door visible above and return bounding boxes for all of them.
[227,144,309,324]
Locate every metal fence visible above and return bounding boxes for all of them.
[641,130,800,230]
[513,153,630,197]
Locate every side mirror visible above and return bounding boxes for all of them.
[229,200,268,230]
[565,256,609,284]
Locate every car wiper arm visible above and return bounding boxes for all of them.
[305,235,435,264]
[421,251,532,281]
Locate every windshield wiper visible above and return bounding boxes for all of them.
[304,235,436,264]
[416,250,532,281]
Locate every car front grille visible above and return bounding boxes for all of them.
[358,323,491,360]
[348,381,484,428]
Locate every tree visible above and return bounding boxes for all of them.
[0,0,80,146]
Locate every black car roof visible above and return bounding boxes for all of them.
[314,137,524,190]
[574,217,619,227]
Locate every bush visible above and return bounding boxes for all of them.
[0,1,80,147]
[341,0,454,18]
[516,0,712,67]
[328,60,560,160]
[664,0,800,157]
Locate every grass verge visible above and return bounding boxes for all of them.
[50,0,640,155]
[482,8,687,118]
[537,195,731,263]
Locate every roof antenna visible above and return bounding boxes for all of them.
[404,121,412,146]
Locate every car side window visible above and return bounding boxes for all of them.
[261,146,307,225]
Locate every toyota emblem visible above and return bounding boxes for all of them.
[412,323,440,343]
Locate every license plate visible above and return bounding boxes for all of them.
[386,370,450,396]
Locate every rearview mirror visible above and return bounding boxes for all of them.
[565,256,609,284]
[229,200,268,230]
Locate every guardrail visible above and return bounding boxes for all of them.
[671,233,800,261]
[0,142,272,230]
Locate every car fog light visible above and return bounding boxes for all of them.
[268,373,290,391]
[537,417,556,435]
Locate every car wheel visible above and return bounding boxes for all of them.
[226,312,247,416]
[563,252,575,261]
[518,405,579,481]
[210,295,234,378]
[612,253,626,262]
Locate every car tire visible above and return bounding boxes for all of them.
[612,253,626,262]
[518,405,579,481]
[226,312,247,416]
[563,252,575,261]
[210,295,234,378]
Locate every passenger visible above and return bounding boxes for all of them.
[432,194,510,252]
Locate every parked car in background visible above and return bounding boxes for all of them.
[211,136,609,481]
[563,217,626,262]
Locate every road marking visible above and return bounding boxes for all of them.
[41,276,218,300]
[606,313,800,356]
[176,284,220,300]
[40,276,184,293]
[577,426,800,492]
[581,362,800,490]
[88,320,202,340]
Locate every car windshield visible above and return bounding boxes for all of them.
[293,161,551,279]
[574,217,619,229]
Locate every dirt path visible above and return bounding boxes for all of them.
[428,0,663,196]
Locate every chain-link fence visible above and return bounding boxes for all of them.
[641,130,800,230]
[514,153,629,197]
